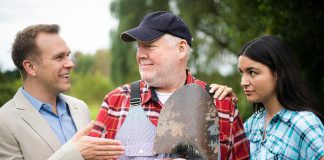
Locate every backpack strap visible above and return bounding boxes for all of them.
[130,80,141,107]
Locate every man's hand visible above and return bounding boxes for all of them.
[71,121,124,160]
[209,84,238,104]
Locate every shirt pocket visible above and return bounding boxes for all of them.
[247,129,263,154]
[263,133,287,158]
[247,129,262,143]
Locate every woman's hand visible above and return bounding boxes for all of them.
[209,84,238,104]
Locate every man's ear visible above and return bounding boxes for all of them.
[178,40,188,59]
[22,60,37,77]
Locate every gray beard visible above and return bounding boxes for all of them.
[140,69,171,88]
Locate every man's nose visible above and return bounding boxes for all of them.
[64,58,75,68]
[137,47,148,58]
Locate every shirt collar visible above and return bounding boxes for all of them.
[184,69,195,84]
[276,108,294,122]
[20,87,67,115]
[256,108,294,123]
[253,108,266,120]
[20,87,44,111]
[141,69,194,104]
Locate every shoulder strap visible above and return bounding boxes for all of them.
[130,80,141,106]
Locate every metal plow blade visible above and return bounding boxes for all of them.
[153,84,219,159]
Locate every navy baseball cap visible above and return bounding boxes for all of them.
[121,11,192,46]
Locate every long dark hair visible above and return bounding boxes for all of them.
[239,35,323,121]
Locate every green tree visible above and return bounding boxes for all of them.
[73,49,112,76]
[0,70,22,106]
[69,49,114,119]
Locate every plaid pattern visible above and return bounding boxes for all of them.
[89,70,250,160]
[244,108,324,160]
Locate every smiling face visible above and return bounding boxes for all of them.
[33,32,74,95]
[238,55,277,105]
[136,35,183,88]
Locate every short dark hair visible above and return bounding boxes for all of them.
[11,24,60,78]
[239,35,323,120]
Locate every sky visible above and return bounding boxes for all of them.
[0,0,118,71]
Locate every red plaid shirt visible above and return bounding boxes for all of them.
[89,71,250,160]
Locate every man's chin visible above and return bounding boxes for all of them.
[141,75,152,82]
[142,78,158,87]
[141,74,163,87]
[59,85,71,93]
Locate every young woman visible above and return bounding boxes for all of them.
[238,35,324,159]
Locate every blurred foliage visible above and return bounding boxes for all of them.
[68,49,114,119]
[0,70,22,106]
[73,49,112,76]
[68,71,112,119]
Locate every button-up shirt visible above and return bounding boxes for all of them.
[244,108,324,159]
[89,70,250,160]
[21,87,77,144]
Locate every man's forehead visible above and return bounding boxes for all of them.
[137,36,165,45]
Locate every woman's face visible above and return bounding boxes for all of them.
[238,55,277,104]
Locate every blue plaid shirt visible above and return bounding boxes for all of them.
[244,108,324,160]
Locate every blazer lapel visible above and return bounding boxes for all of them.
[14,90,62,152]
[62,95,84,131]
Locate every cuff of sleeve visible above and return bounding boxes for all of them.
[48,141,84,160]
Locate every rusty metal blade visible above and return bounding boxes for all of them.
[153,84,219,159]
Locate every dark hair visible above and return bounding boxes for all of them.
[239,35,323,120]
[11,24,60,79]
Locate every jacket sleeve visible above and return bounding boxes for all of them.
[0,120,24,160]
[48,141,83,160]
